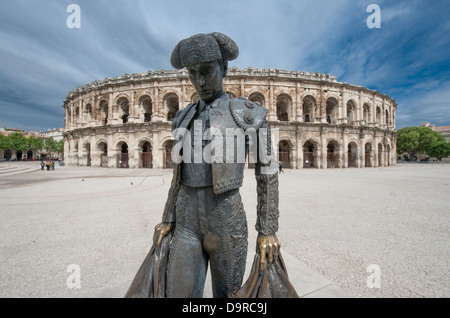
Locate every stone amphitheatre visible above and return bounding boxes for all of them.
[63,67,397,169]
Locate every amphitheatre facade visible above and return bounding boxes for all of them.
[63,67,397,169]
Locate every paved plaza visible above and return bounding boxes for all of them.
[0,162,449,298]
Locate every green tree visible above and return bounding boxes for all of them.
[427,140,450,160]
[418,127,446,155]
[44,137,57,152]
[397,126,448,160]
[0,133,12,151]
[27,135,43,152]
[397,127,421,160]
[8,132,27,152]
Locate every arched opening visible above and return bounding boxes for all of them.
[303,96,316,123]
[85,104,93,123]
[141,141,153,169]
[385,109,390,127]
[163,140,174,169]
[164,93,179,121]
[363,103,371,125]
[117,97,130,124]
[365,142,372,167]
[98,142,108,167]
[279,140,291,169]
[303,140,317,168]
[16,151,23,161]
[226,92,237,99]
[74,107,80,125]
[326,98,338,124]
[84,143,91,166]
[139,95,153,123]
[347,100,356,125]
[99,100,108,125]
[249,92,265,107]
[191,93,200,103]
[376,107,382,126]
[378,143,383,167]
[117,142,129,168]
[327,140,340,168]
[276,94,290,121]
[348,142,358,168]
[4,150,12,161]
[27,150,33,160]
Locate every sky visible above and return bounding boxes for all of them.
[0,0,449,131]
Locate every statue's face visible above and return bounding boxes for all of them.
[186,61,225,103]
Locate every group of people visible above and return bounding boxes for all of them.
[40,159,55,171]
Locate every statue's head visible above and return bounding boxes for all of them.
[171,32,239,103]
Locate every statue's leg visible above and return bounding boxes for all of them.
[204,189,248,298]
[166,228,208,298]
[166,185,208,298]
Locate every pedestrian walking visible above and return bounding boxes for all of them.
[279,161,284,174]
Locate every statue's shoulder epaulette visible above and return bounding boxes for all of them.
[172,102,196,131]
[229,97,268,130]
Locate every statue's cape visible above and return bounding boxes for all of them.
[233,252,299,298]
[124,231,173,298]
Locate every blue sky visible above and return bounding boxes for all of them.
[0,0,449,131]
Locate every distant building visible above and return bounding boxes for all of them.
[419,122,450,142]
[0,127,63,161]
[39,128,64,142]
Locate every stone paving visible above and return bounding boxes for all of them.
[0,162,448,298]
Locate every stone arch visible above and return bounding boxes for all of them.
[96,139,108,167]
[303,138,319,168]
[137,138,153,169]
[163,139,175,169]
[276,94,291,122]
[74,106,80,124]
[248,91,266,107]
[116,96,130,124]
[376,106,382,126]
[279,139,292,169]
[139,95,153,122]
[82,140,92,166]
[347,140,359,168]
[303,95,317,123]
[191,92,200,103]
[116,140,129,168]
[163,92,179,121]
[224,87,239,99]
[346,99,357,125]
[99,99,108,125]
[364,141,373,167]
[327,139,341,168]
[85,103,93,123]
[326,97,339,124]
[363,103,371,125]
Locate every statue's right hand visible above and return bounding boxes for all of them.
[153,222,174,250]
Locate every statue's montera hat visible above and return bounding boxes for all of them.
[171,32,239,69]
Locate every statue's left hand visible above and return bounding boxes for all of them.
[153,222,174,250]
[257,234,281,273]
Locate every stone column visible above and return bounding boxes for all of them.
[108,92,114,125]
[268,79,277,121]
